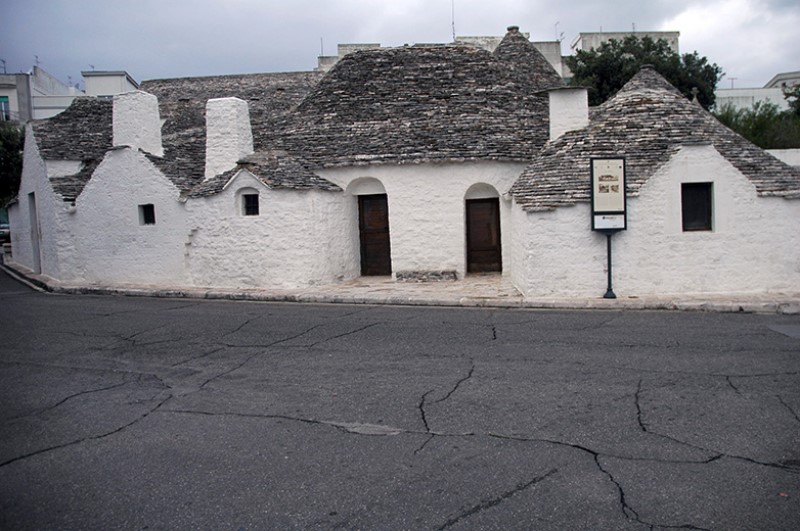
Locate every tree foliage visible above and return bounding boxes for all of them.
[783,83,800,117]
[0,122,24,205]
[713,101,800,149]
[565,36,723,110]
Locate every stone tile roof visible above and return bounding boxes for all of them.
[510,66,800,211]
[140,72,324,195]
[31,98,113,202]
[49,159,103,203]
[494,26,564,91]
[188,150,341,198]
[32,98,113,160]
[31,27,569,201]
[277,27,563,167]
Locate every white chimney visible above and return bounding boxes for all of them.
[113,91,163,156]
[204,97,253,180]
[548,87,589,141]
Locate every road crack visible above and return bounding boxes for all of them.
[437,468,558,530]
[487,434,716,530]
[725,376,742,396]
[163,408,474,440]
[435,361,475,404]
[3,378,130,422]
[777,395,800,424]
[635,379,647,432]
[198,325,323,388]
[306,322,381,348]
[419,390,433,432]
[0,393,172,469]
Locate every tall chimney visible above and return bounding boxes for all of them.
[204,97,253,180]
[548,87,589,141]
[113,91,163,156]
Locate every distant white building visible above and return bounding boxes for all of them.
[0,66,138,123]
[0,66,82,122]
[82,70,139,98]
[715,70,798,112]
[570,31,680,54]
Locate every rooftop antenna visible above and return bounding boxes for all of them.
[68,75,72,85]
[730,77,737,89]
[1,59,6,74]
[319,38,323,56]
[632,22,636,32]
[451,0,456,41]
[554,21,564,42]
[35,55,40,66]
[89,64,95,71]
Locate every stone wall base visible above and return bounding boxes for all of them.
[395,270,458,282]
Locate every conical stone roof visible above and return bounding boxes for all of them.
[510,65,800,211]
[278,27,563,167]
[493,26,564,91]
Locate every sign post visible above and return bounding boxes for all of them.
[590,158,627,299]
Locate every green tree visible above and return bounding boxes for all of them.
[714,101,800,149]
[0,121,24,205]
[565,36,724,109]
[783,84,800,117]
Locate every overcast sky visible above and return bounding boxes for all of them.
[1,0,797,89]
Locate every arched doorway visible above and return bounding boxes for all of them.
[347,178,392,276]
[465,184,501,273]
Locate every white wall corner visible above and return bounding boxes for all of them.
[205,97,254,180]
[548,88,589,141]
[112,91,164,157]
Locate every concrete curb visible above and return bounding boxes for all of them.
[2,261,799,314]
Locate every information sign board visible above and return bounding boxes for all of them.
[591,158,627,231]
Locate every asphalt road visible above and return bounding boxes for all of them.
[1,271,799,530]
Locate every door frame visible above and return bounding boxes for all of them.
[465,197,502,273]
[358,193,392,276]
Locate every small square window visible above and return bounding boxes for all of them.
[138,204,156,225]
[681,183,712,231]
[243,194,259,216]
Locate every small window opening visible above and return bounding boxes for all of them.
[681,183,712,231]
[138,204,156,225]
[243,194,259,216]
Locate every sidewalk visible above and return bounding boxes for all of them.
[2,260,799,314]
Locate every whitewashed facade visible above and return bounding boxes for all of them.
[7,29,800,298]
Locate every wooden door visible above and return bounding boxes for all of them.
[359,194,391,276]
[28,192,42,274]
[466,198,501,273]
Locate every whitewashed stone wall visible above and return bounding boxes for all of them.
[318,161,525,278]
[7,127,76,280]
[204,98,253,180]
[185,171,358,289]
[548,88,588,140]
[512,145,800,297]
[113,91,163,156]
[71,148,188,285]
[767,149,800,167]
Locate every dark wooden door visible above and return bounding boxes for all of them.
[466,198,502,273]
[359,194,391,276]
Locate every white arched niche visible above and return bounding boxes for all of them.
[464,183,500,200]
[346,177,387,196]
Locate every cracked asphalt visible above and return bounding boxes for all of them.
[1,272,799,530]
